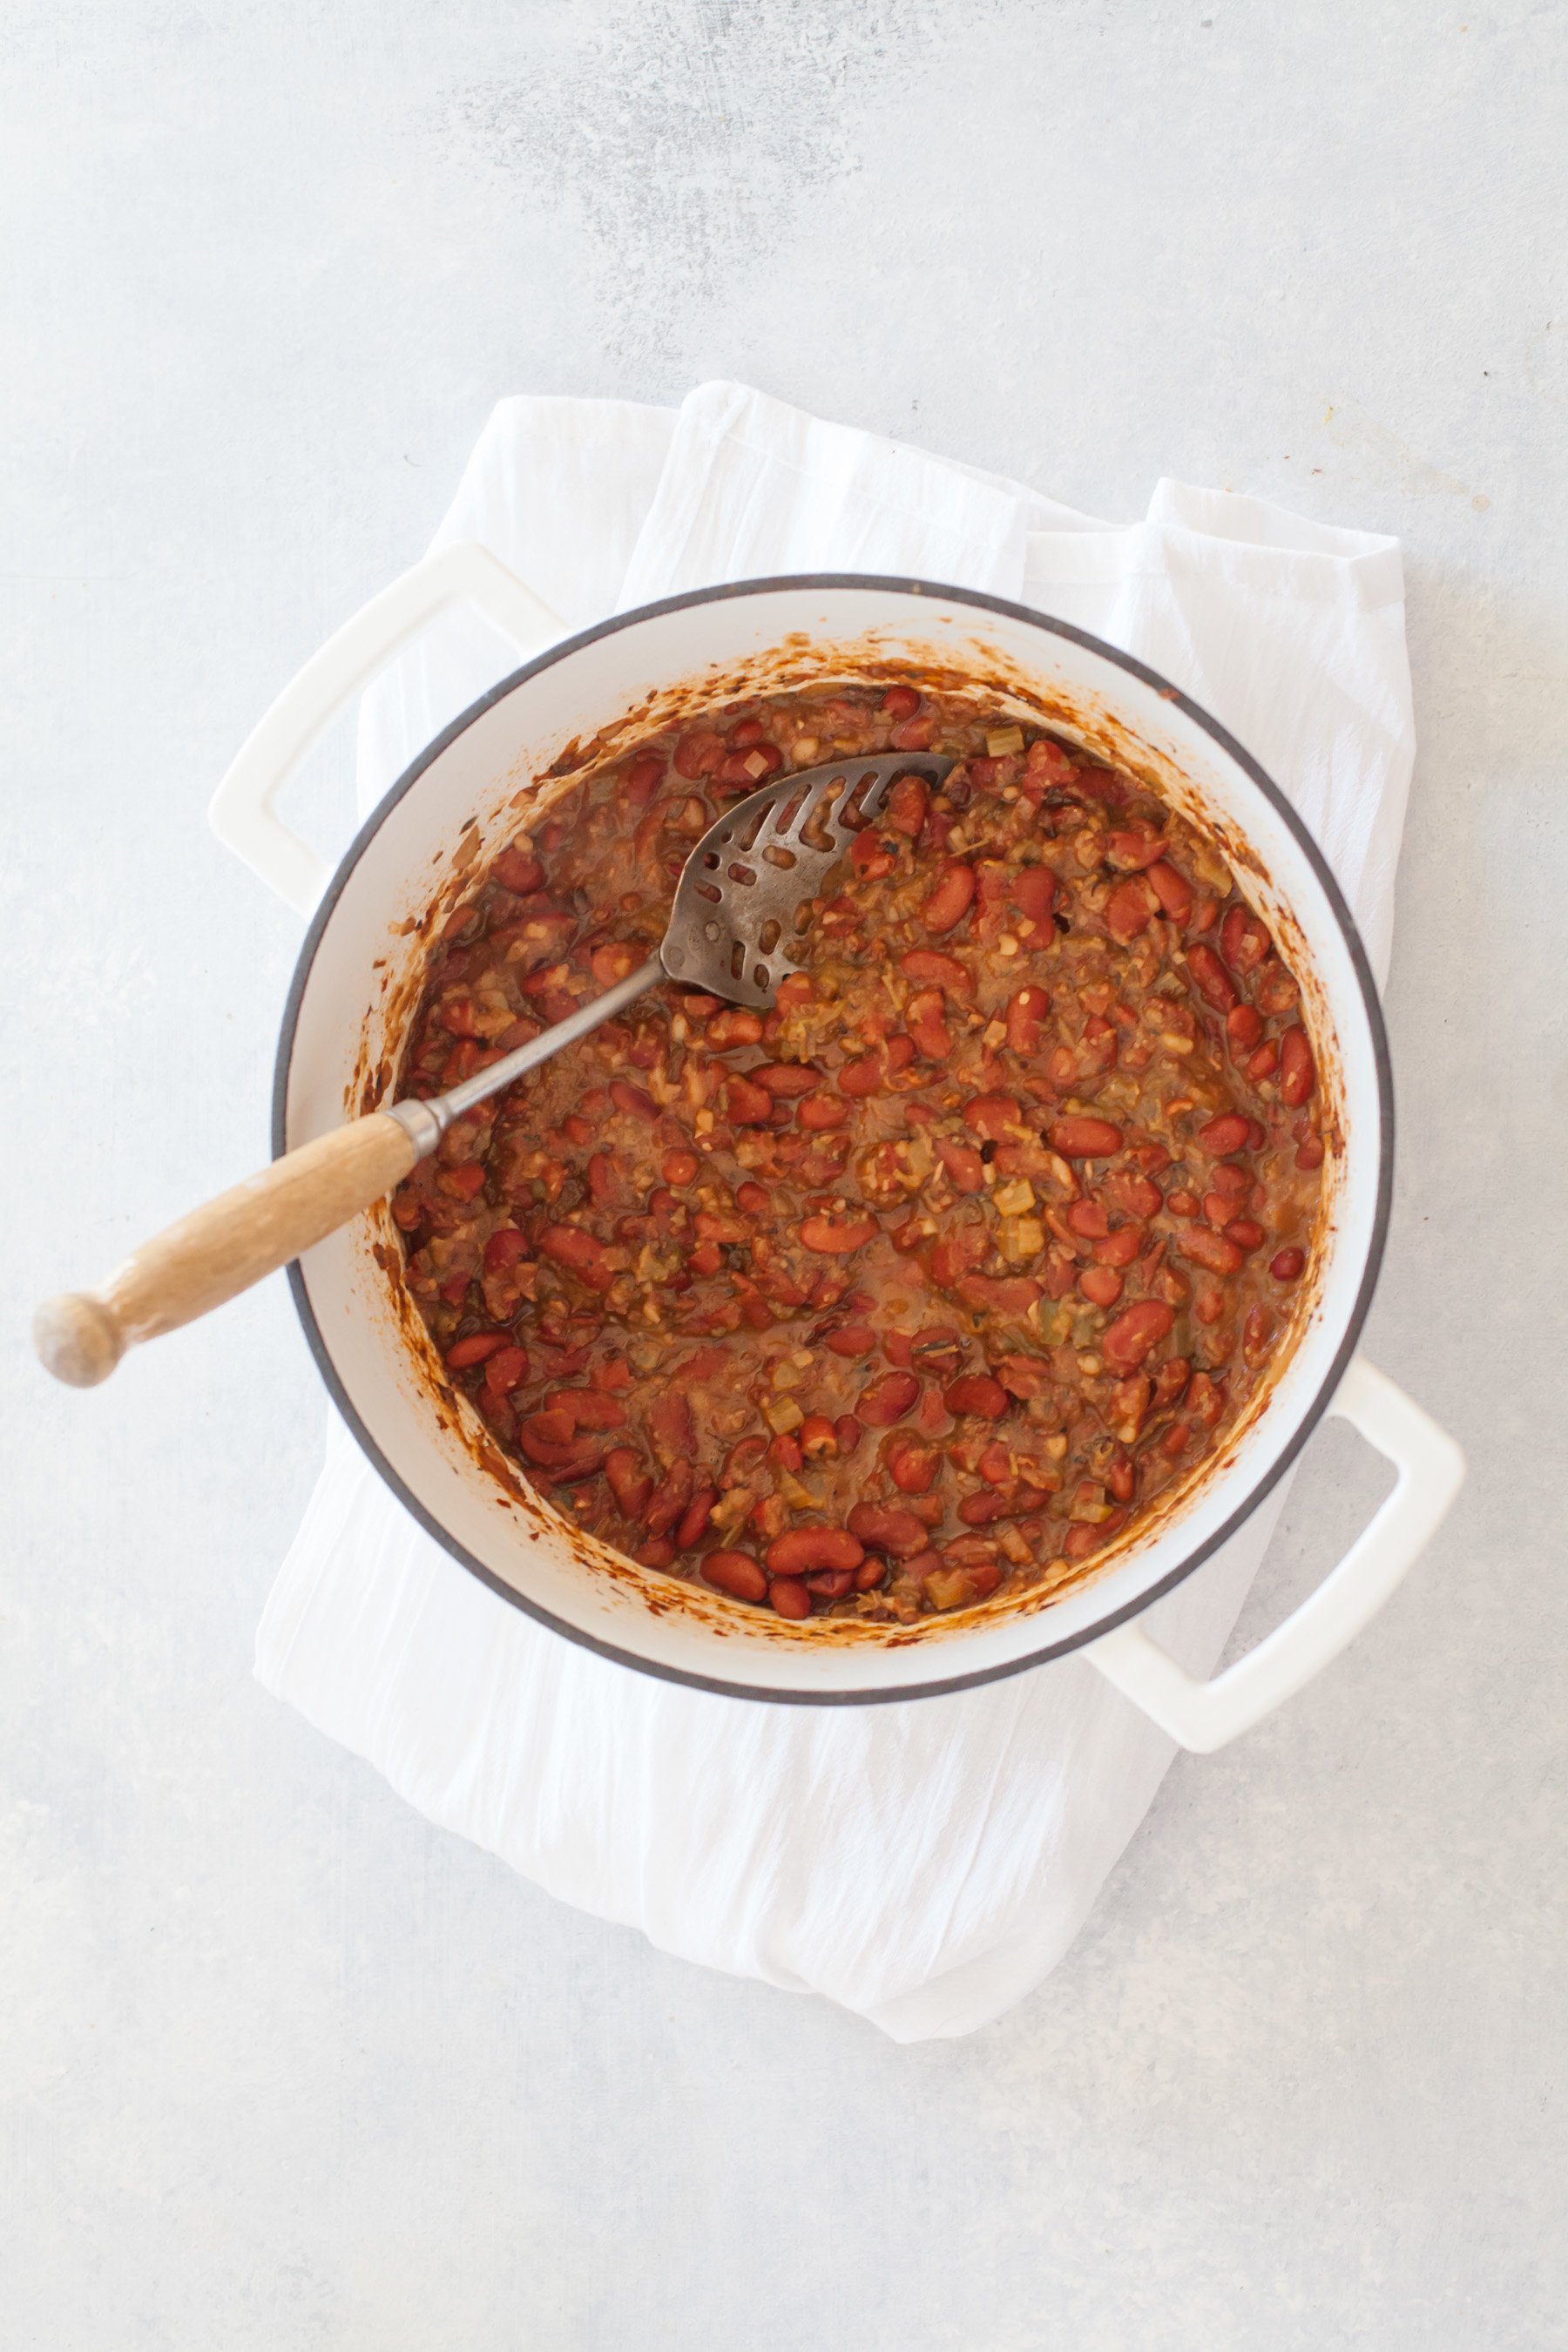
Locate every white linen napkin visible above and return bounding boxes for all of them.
[256,382,1414,2042]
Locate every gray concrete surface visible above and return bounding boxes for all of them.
[3,3,1564,2345]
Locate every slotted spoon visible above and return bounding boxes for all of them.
[35,748,953,1386]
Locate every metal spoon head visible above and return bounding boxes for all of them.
[659,748,956,1009]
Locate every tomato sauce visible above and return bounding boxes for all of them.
[390,681,1325,1623]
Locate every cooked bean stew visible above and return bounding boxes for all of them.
[391,682,1326,1624]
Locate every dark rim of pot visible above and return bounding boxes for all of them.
[273,573,1395,1708]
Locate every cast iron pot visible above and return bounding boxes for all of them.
[211,551,1463,1748]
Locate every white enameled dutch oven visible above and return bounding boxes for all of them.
[211,549,1463,1749]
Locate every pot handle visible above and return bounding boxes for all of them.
[1084,1356,1463,1753]
[208,541,564,914]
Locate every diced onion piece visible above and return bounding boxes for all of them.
[765,1396,805,1435]
[992,1178,1035,1217]
[743,749,772,779]
[985,726,1025,757]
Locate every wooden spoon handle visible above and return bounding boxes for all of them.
[34,1112,418,1386]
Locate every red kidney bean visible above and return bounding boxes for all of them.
[768,1577,812,1619]
[647,1392,696,1463]
[1102,1299,1175,1375]
[591,940,643,988]
[847,1503,930,1558]
[1220,903,1271,976]
[494,844,544,894]
[661,1148,699,1186]
[447,1331,507,1370]
[1092,1224,1145,1268]
[622,754,666,808]
[1227,1003,1263,1052]
[1005,984,1050,1053]
[517,1409,576,1463]
[922,862,977,934]
[1279,1025,1315,1106]
[1049,1116,1124,1158]
[933,1137,984,1193]
[645,1460,695,1538]
[1178,1224,1244,1275]
[766,1527,865,1577]
[703,1551,767,1604]
[884,771,928,836]
[676,1490,716,1549]
[673,730,725,778]
[1146,860,1194,923]
[638,1537,677,1571]
[605,1447,653,1518]
[801,1213,878,1254]
[888,1438,937,1494]
[835,1414,863,1455]
[1107,828,1167,870]
[1199,1112,1252,1156]
[802,1568,854,1599]
[907,989,953,1061]
[1224,1219,1266,1254]
[707,1009,765,1048]
[1079,1265,1124,1307]
[1270,1246,1306,1281]
[752,1063,819,1098]
[1105,878,1155,943]
[823,1325,876,1359]
[723,1077,770,1125]
[1010,868,1057,926]
[943,1374,1008,1419]
[1186,943,1238,1011]
[858,1371,921,1426]
[1243,1303,1274,1361]
[798,1093,850,1131]
[540,1226,610,1277]
[481,1345,531,1395]
[901,948,972,995]
[891,713,936,749]
[881,683,922,721]
[837,1050,885,1097]
[1295,1136,1325,1170]
[483,1228,529,1273]
[963,1092,1020,1140]
[849,831,896,880]
[609,1078,657,1124]
[735,1179,771,1216]
[1068,1199,1111,1238]
[1107,1170,1163,1221]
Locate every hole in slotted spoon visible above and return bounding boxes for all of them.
[758,917,781,954]
[727,862,758,886]
[696,881,721,903]
[841,772,878,828]
[800,781,844,852]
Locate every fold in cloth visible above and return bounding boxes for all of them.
[260,382,1414,2041]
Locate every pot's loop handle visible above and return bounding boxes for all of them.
[208,541,565,914]
[1085,1357,1463,1753]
